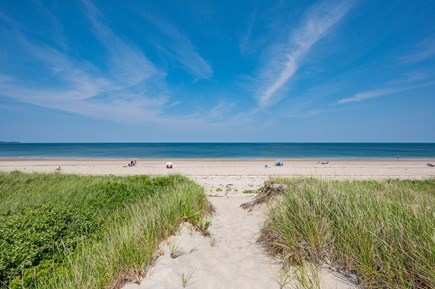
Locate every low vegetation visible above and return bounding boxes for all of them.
[258,178,435,288]
[0,171,209,289]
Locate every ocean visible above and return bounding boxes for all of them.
[0,143,435,159]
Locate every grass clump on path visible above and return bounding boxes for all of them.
[0,171,209,289]
[260,178,435,288]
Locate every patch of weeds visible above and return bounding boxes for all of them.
[169,242,184,259]
[195,220,212,237]
[181,271,194,288]
[293,263,319,289]
[241,180,287,210]
[121,268,145,285]
[189,247,198,254]
[274,268,293,289]
[243,189,255,194]
[210,238,216,247]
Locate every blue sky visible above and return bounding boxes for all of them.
[1,0,434,142]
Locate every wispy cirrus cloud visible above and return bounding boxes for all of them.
[25,43,115,99]
[337,81,435,104]
[0,1,174,125]
[0,0,225,130]
[399,37,435,64]
[139,12,213,79]
[256,1,353,107]
[81,0,160,86]
[0,75,167,124]
[0,48,168,125]
[209,101,237,120]
[337,88,401,104]
[239,3,258,56]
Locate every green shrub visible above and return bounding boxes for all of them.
[0,172,208,289]
[0,205,99,285]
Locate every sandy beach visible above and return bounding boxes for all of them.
[1,158,433,289]
[2,158,434,196]
[1,158,434,178]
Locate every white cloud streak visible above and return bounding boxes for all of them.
[337,81,435,104]
[337,88,401,104]
[0,65,168,125]
[0,1,249,135]
[140,12,213,79]
[81,0,160,86]
[0,1,175,125]
[209,101,237,120]
[400,37,435,64]
[26,43,115,100]
[257,1,353,107]
[239,4,258,55]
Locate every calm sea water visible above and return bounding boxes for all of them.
[1,143,435,159]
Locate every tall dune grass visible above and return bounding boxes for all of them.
[0,172,209,289]
[260,178,435,288]
[42,181,208,289]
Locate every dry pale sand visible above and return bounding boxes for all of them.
[1,158,434,180]
[123,197,356,289]
[1,158,434,289]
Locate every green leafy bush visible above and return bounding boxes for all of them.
[0,205,99,286]
[0,172,208,289]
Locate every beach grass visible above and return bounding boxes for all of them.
[0,171,209,289]
[259,178,435,288]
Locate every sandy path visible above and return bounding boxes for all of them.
[124,177,276,289]
[124,195,277,289]
[123,177,356,289]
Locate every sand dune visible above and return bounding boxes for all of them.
[1,158,433,289]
